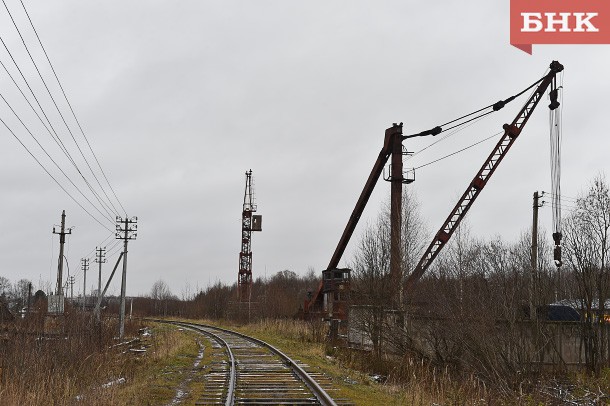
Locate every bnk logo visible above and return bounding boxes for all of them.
[510,0,610,54]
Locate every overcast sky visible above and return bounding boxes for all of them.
[0,1,608,297]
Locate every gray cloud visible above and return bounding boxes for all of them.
[0,1,608,297]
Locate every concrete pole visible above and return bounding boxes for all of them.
[119,218,129,339]
[390,128,403,310]
[55,211,66,296]
[82,259,88,311]
[530,191,539,320]
[96,247,105,320]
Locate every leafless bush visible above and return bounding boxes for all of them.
[0,310,143,405]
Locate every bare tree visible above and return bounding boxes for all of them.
[150,279,173,316]
[0,276,10,300]
[563,174,610,373]
[349,189,427,358]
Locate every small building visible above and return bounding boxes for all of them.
[552,298,610,322]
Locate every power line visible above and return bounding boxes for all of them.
[82,232,115,260]
[0,4,128,229]
[1,0,121,218]
[0,37,74,159]
[0,91,115,224]
[406,114,491,161]
[0,41,116,221]
[18,0,127,216]
[542,192,579,203]
[0,116,113,231]
[413,131,503,171]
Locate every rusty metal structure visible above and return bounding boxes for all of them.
[305,123,415,323]
[404,60,564,293]
[305,60,564,326]
[238,170,262,303]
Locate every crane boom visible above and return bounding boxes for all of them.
[328,123,403,270]
[305,124,403,314]
[404,60,564,292]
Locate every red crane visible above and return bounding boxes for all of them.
[238,170,262,303]
[304,60,564,320]
[404,60,563,292]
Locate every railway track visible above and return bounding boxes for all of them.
[157,320,352,406]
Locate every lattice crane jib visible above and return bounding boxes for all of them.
[238,170,261,303]
[404,60,564,292]
[305,61,565,318]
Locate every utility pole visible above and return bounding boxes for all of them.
[69,276,75,300]
[81,258,89,311]
[389,125,404,310]
[27,282,32,316]
[53,210,72,296]
[94,247,106,320]
[116,216,137,339]
[530,191,541,320]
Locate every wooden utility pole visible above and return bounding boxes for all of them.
[53,210,72,296]
[530,191,541,320]
[81,258,89,310]
[116,216,137,339]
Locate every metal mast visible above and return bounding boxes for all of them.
[238,170,259,303]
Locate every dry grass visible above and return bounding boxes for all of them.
[199,318,500,405]
[215,318,610,405]
[111,324,203,405]
[0,314,197,405]
[6,313,600,405]
[197,318,402,405]
[0,312,131,405]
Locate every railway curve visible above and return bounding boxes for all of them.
[152,320,351,406]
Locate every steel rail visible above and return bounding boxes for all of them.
[177,323,236,406]
[200,323,339,406]
[154,319,339,406]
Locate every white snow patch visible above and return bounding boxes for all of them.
[102,377,126,388]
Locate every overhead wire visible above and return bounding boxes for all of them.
[106,239,124,258]
[1,1,133,296]
[81,231,115,260]
[412,130,503,171]
[404,68,552,171]
[0,39,116,223]
[1,0,121,219]
[0,116,113,231]
[0,37,74,159]
[18,0,127,216]
[406,114,492,161]
[0,0,129,242]
[542,192,578,203]
[0,91,115,224]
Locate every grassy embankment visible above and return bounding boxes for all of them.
[190,318,610,405]
[191,318,488,405]
[0,316,207,406]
